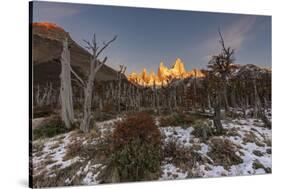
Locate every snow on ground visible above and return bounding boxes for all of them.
[95,117,122,137]
[159,116,272,180]
[32,117,48,129]
[33,131,86,178]
[32,117,120,185]
[161,126,194,147]
[160,163,188,180]
[33,111,271,185]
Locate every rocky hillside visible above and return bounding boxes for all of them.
[32,22,121,87]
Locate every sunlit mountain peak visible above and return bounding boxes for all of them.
[128,58,204,86]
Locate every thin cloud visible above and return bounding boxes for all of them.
[221,16,257,50]
[201,16,257,57]
[33,2,82,21]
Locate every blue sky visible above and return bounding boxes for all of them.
[32,1,271,74]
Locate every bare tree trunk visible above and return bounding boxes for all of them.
[168,95,172,111]
[60,38,74,129]
[79,34,117,133]
[253,78,271,128]
[230,89,237,109]
[207,93,211,110]
[173,86,177,109]
[152,82,156,110]
[213,93,224,134]
[80,76,95,132]
[117,65,126,113]
[156,87,159,113]
[193,77,197,110]
[253,78,261,118]
[136,87,141,111]
[222,81,229,112]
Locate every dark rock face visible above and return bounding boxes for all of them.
[32,22,121,87]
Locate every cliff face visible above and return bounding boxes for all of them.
[32,22,120,87]
[127,58,204,86]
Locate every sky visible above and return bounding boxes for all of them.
[32,1,272,74]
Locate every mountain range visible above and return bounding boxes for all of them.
[127,58,204,86]
[32,22,271,88]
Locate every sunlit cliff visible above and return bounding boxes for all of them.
[127,58,204,86]
[33,22,63,30]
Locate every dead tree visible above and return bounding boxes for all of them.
[136,87,141,111]
[117,65,126,113]
[79,34,117,133]
[252,75,271,128]
[152,81,156,110]
[60,38,75,129]
[45,82,53,106]
[207,28,236,134]
[208,29,236,112]
[171,86,177,110]
[155,83,160,112]
[213,90,224,134]
[193,72,198,110]
[34,83,56,107]
[35,85,47,107]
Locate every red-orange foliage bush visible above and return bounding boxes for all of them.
[103,112,162,182]
[112,112,161,149]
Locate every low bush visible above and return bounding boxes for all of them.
[102,112,162,182]
[102,101,115,113]
[141,108,158,116]
[63,140,82,161]
[163,140,205,173]
[242,131,265,147]
[226,127,241,137]
[92,111,116,122]
[33,161,84,187]
[252,160,265,169]
[33,116,69,140]
[32,140,45,154]
[252,160,271,173]
[191,120,214,141]
[225,110,243,119]
[159,113,197,127]
[207,137,243,168]
[33,105,54,118]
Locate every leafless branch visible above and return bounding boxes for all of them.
[70,67,85,87]
[218,27,227,52]
[94,57,108,75]
[96,35,117,58]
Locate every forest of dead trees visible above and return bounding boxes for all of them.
[33,31,272,134]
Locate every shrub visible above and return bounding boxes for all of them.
[159,113,196,127]
[191,120,214,141]
[242,131,265,147]
[32,139,45,152]
[33,161,84,187]
[102,101,115,113]
[159,108,173,116]
[253,150,263,157]
[63,140,82,161]
[113,112,161,148]
[207,137,243,168]
[225,110,243,119]
[252,160,265,169]
[33,105,54,118]
[141,108,157,116]
[163,140,205,173]
[102,112,161,182]
[33,116,69,140]
[226,127,241,137]
[92,111,116,122]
